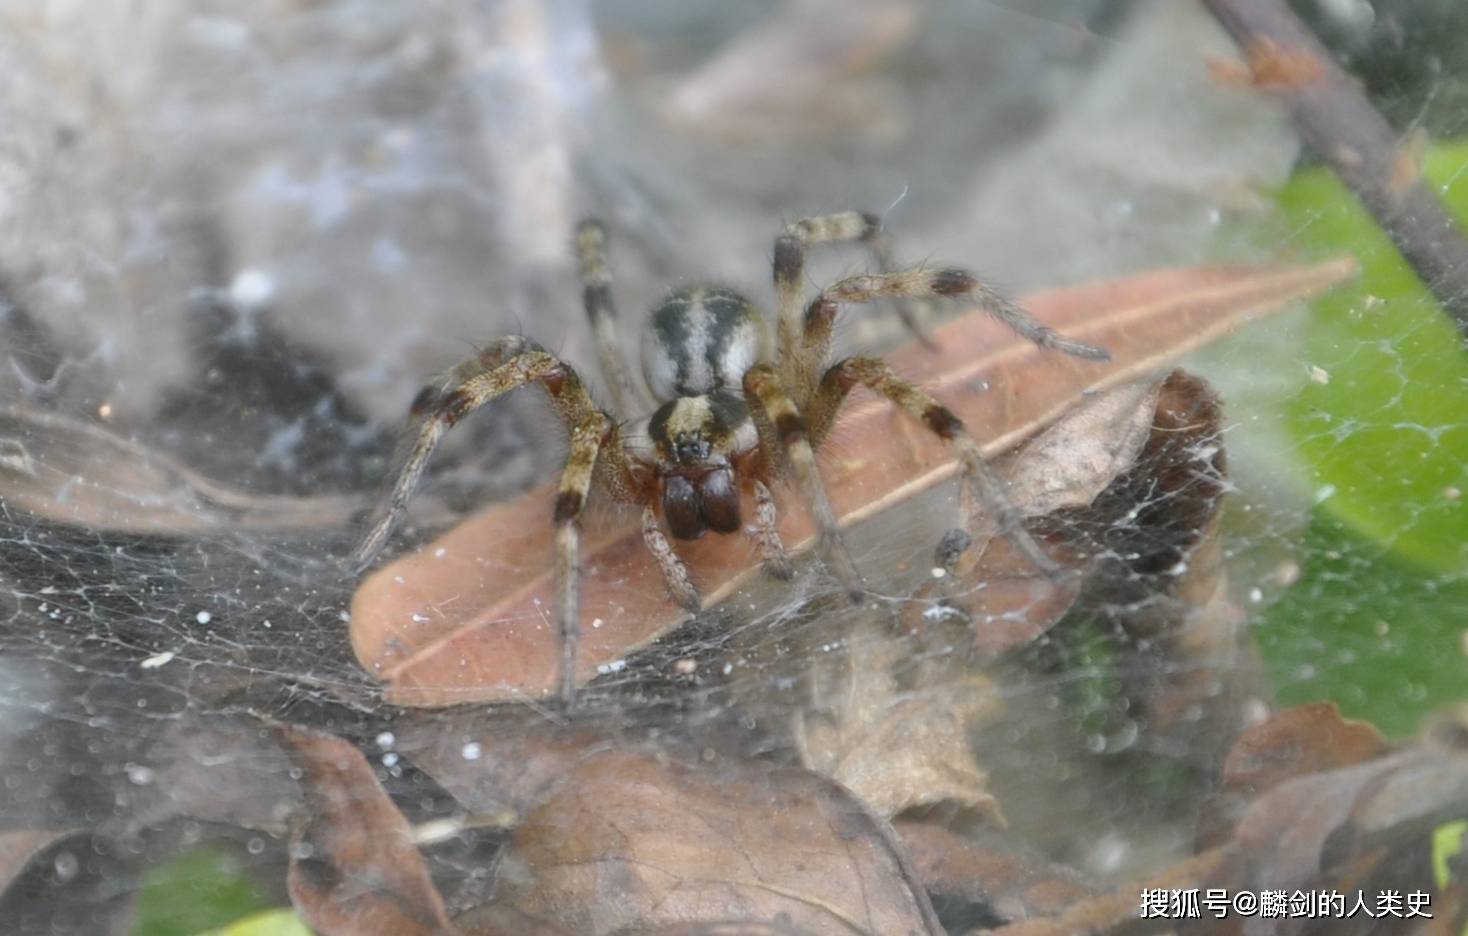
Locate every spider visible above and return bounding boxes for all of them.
[349,212,1108,702]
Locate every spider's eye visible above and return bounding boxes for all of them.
[698,468,741,534]
[672,434,710,464]
[662,474,705,540]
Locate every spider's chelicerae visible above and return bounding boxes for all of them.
[350,212,1108,701]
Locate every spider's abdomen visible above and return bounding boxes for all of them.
[641,286,765,401]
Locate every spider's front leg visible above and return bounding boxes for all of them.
[349,337,620,705]
[805,356,1063,577]
[797,266,1109,579]
[803,266,1111,365]
[743,363,865,602]
[773,211,934,395]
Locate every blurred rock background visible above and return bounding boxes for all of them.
[0,0,1300,470]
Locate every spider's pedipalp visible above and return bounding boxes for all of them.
[642,505,701,613]
[744,362,864,602]
[750,479,794,581]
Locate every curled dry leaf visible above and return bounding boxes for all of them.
[1197,702,1388,849]
[465,747,941,936]
[273,725,455,936]
[791,378,1163,826]
[894,820,1099,926]
[0,406,360,534]
[795,659,1007,826]
[1207,743,1468,933]
[349,259,1357,706]
[1057,370,1269,767]
[978,706,1459,936]
[0,830,73,899]
[997,378,1161,521]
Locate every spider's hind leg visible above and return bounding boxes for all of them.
[806,356,1065,579]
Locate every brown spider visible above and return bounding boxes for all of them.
[349,212,1108,703]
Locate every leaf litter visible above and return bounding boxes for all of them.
[11,258,1451,936]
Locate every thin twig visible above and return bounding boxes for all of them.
[1202,0,1468,339]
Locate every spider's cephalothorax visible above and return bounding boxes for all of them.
[351,212,1110,703]
[645,389,758,539]
[640,286,766,541]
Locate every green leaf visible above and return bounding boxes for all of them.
[1257,511,1468,739]
[1278,142,1468,575]
[197,908,312,936]
[132,848,268,936]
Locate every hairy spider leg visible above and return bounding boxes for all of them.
[552,408,614,701]
[805,267,1112,367]
[773,211,930,399]
[641,504,699,613]
[751,479,794,581]
[744,362,864,602]
[799,267,1110,578]
[576,219,647,418]
[349,336,624,704]
[804,355,1059,575]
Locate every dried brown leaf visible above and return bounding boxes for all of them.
[894,821,1098,926]
[350,259,1357,706]
[1205,746,1468,934]
[1060,371,1267,765]
[1198,702,1388,849]
[0,829,72,898]
[998,378,1160,520]
[795,662,1005,825]
[754,379,1163,826]
[274,725,455,936]
[988,712,1460,936]
[0,406,360,534]
[482,747,942,936]
[936,532,1087,661]
[919,377,1162,659]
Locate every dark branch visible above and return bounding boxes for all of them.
[1202,0,1468,339]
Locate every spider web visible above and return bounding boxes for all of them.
[1,0,1465,932]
